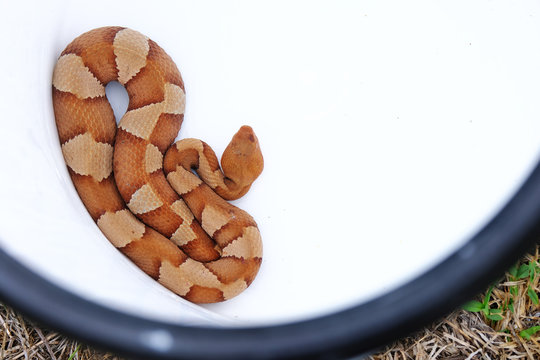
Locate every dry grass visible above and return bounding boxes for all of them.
[0,305,123,360]
[1,246,539,360]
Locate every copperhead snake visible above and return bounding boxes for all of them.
[52,26,263,303]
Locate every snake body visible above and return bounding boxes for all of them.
[52,27,263,303]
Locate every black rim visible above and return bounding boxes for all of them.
[1,160,540,360]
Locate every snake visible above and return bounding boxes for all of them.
[51,26,263,303]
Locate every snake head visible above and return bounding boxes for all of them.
[221,125,264,191]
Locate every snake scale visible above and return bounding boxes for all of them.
[52,26,264,303]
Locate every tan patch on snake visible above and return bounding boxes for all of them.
[61,133,113,181]
[162,83,186,114]
[170,223,198,246]
[53,54,105,99]
[222,226,263,259]
[113,28,150,84]
[175,138,204,153]
[169,200,197,246]
[173,139,225,189]
[197,144,224,189]
[97,209,145,248]
[158,259,221,296]
[201,205,232,237]
[164,260,246,300]
[202,143,220,171]
[144,143,163,174]
[180,259,221,287]
[222,279,248,300]
[119,84,185,140]
[166,166,202,195]
[170,199,194,222]
[127,184,163,214]
[118,103,164,140]
[200,165,225,189]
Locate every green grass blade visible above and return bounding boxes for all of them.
[517,264,529,279]
[483,285,494,308]
[462,300,483,312]
[520,326,540,340]
[486,313,503,321]
[67,344,81,360]
[527,286,539,305]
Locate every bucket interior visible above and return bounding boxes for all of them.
[1,0,540,330]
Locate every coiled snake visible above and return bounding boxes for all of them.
[52,26,263,303]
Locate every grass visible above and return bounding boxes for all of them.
[0,304,122,360]
[370,245,540,359]
[0,245,538,359]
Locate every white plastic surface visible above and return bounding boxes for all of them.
[1,0,540,326]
